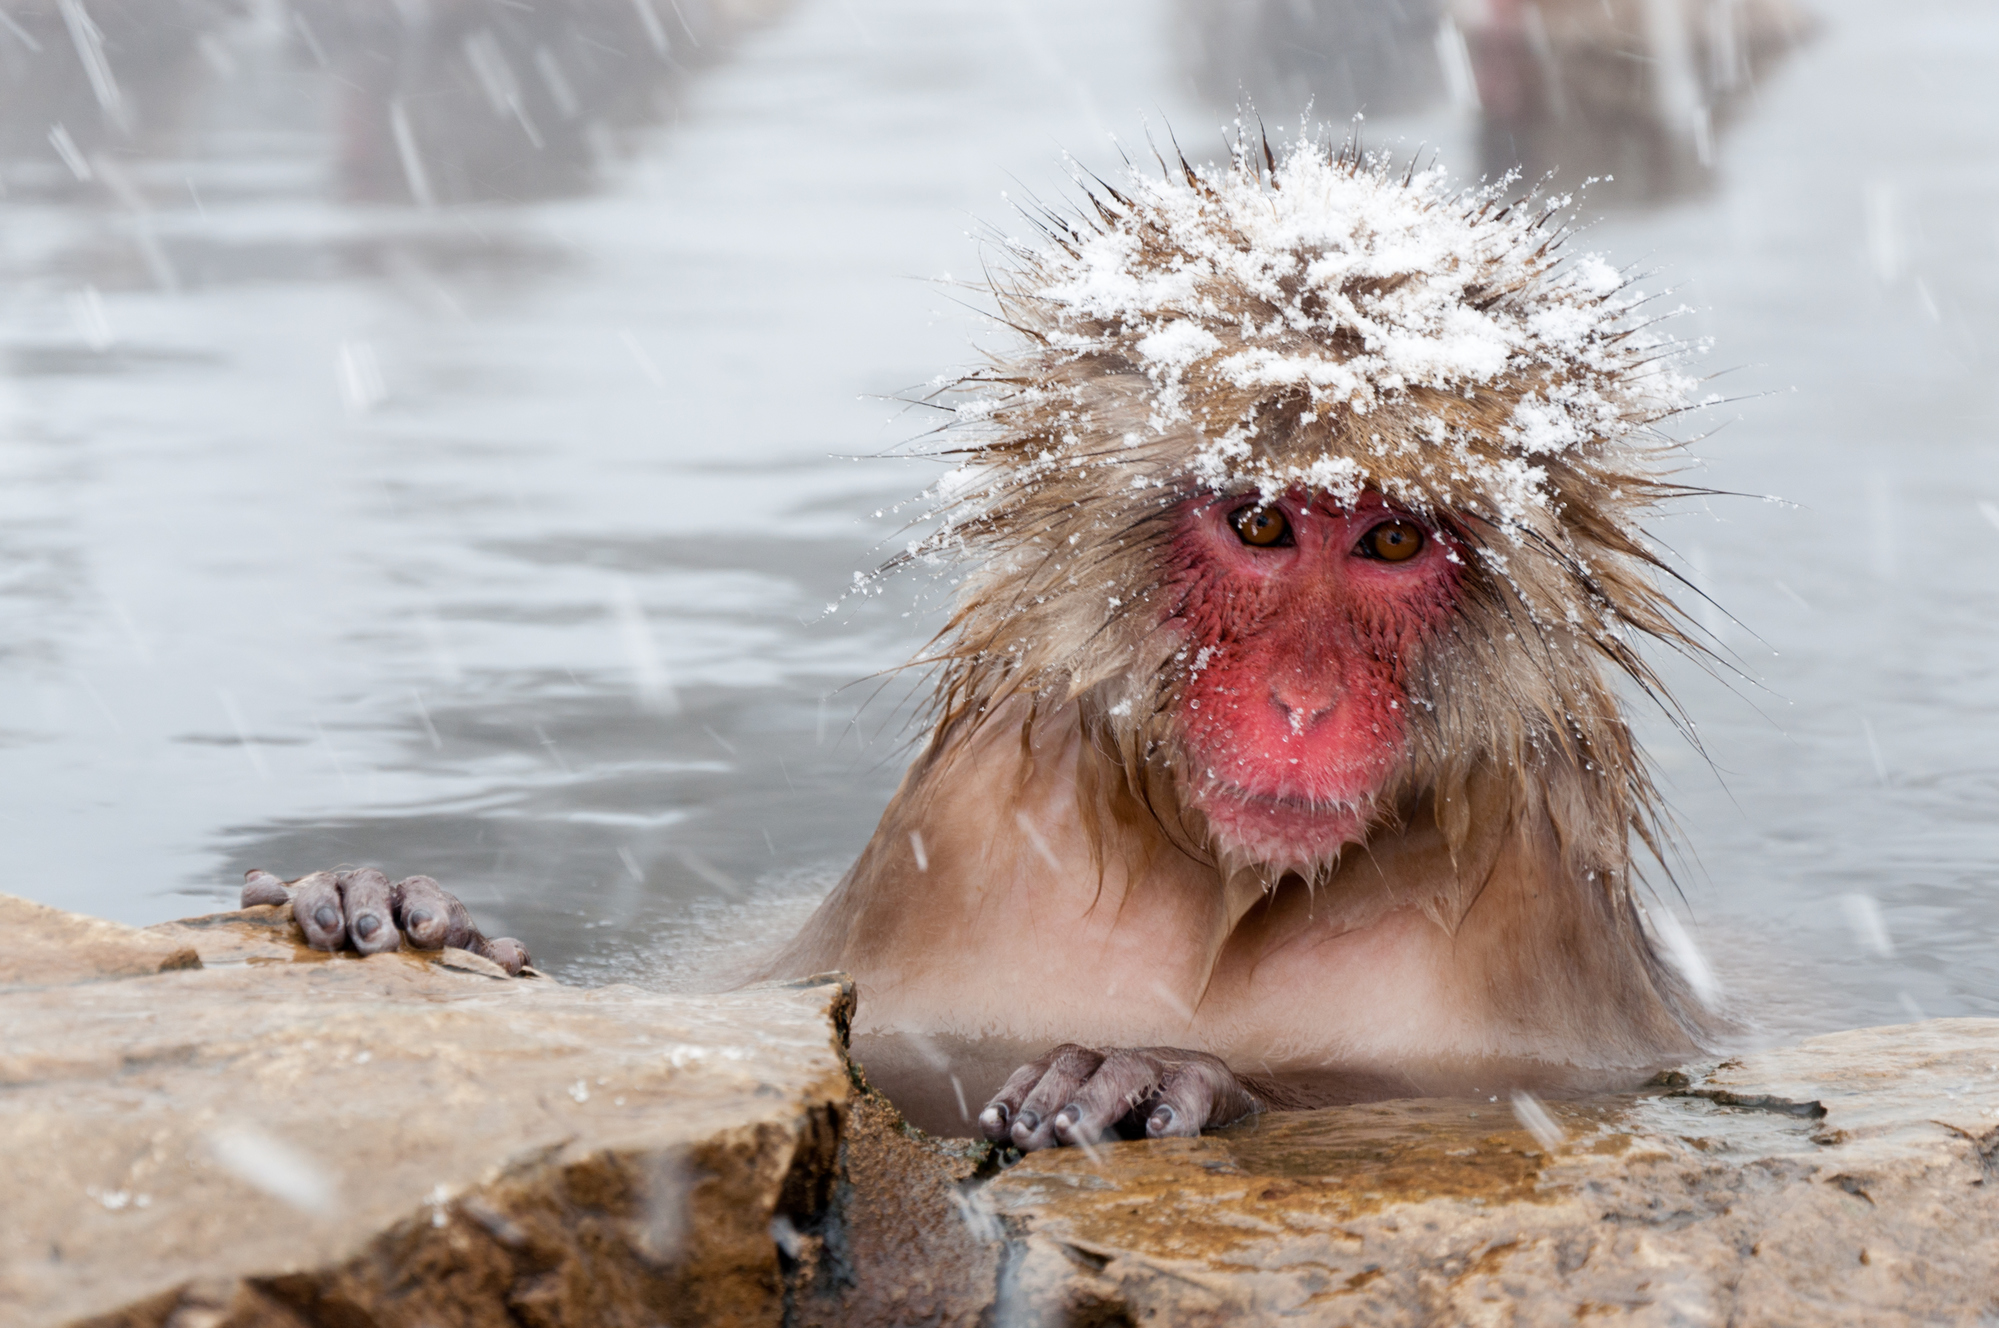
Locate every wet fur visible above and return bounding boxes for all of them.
[771,135,1714,1106]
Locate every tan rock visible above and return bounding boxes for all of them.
[0,896,859,1328]
[6,895,1996,1327]
[0,894,204,988]
[984,1020,1999,1325]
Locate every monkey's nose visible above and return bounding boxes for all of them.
[1269,682,1339,734]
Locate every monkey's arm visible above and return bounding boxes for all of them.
[978,1043,1281,1151]
[241,868,532,975]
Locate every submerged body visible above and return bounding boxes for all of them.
[779,703,1700,1133]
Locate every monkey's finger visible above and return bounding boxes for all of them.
[477,936,530,976]
[1145,1059,1257,1139]
[291,872,347,951]
[391,875,478,951]
[1051,1049,1162,1146]
[241,869,291,909]
[979,1054,1057,1143]
[1143,1069,1211,1140]
[1012,1045,1106,1152]
[338,868,401,955]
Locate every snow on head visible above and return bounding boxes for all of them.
[941,134,1694,530]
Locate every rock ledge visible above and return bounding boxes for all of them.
[3,895,1995,1327]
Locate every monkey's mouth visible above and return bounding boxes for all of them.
[1191,782,1375,865]
[1211,785,1362,814]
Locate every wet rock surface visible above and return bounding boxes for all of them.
[983,1023,1999,1325]
[4,896,1996,1326]
[0,896,857,1328]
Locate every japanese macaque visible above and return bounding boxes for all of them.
[766,136,1716,1148]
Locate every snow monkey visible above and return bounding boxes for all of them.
[768,135,1717,1147]
[249,135,1715,1150]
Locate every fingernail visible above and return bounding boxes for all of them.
[1014,1110,1040,1136]
[981,1104,1008,1129]
[314,906,339,930]
[1053,1104,1082,1137]
[354,914,380,940]
[1148,1105,1175,1135]
[409,908,432,927]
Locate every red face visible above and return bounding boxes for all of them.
[1164,490,1461,868]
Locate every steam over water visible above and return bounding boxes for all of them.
[1,0,1994,1041]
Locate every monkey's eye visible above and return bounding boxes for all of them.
[1359,519,1425,562]
[1230,506,1291,547]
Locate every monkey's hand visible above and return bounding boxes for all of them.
[241,868,533,976]
[978,1044,1259,1152]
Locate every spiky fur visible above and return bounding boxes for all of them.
[905,133,1705,937]
[769,133,1718,1106]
